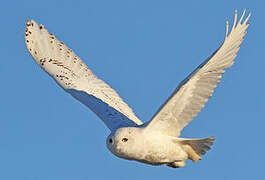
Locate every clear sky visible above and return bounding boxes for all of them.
[1,0,264,179]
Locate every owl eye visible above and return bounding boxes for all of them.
[109,138,113,143]
[122,138,128,143]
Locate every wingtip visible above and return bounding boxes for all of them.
[243,11,251,25]
[243,8,246,14]
[247,12,251,19]
[225,9,251,39]
[232,9,238,30]
[26,20,31,27]
[26,19,39,28]
[225,18,229,37]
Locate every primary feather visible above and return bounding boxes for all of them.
[25,20,143,131]
[145,10,250,136]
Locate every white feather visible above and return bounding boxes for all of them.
[145,10,250,136]
[25,20,143,131]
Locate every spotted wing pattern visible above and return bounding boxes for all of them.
[25,20,143,131]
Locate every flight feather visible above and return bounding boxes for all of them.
[25,20,143,131]
[145,10,250,136]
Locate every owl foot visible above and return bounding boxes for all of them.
[167,160,186,168]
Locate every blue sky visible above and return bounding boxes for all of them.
[1,0,264,179]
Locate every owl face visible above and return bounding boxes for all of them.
[106,127,142,160]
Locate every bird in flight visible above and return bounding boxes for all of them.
[25,10,250,168]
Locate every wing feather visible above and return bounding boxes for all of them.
[145,10,250,136]
[25,20,143,131]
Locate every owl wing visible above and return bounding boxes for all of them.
[145,10,250,136]
[25,20,143,131]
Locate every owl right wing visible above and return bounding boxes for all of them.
[25,20,143,131]
[144,10,250,136]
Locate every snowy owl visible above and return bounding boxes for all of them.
[25,10,250,168]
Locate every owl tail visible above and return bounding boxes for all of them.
[179,136,215,162]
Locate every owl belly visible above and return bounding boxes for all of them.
[136,135,187,165]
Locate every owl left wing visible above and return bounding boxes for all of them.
[144,10,250,136]
[25,20,143,131]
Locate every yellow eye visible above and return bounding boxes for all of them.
[122,138,128,143]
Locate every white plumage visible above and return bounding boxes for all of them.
[145,10,250,137]
[25,10,250,168]
[25,20,143,131]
